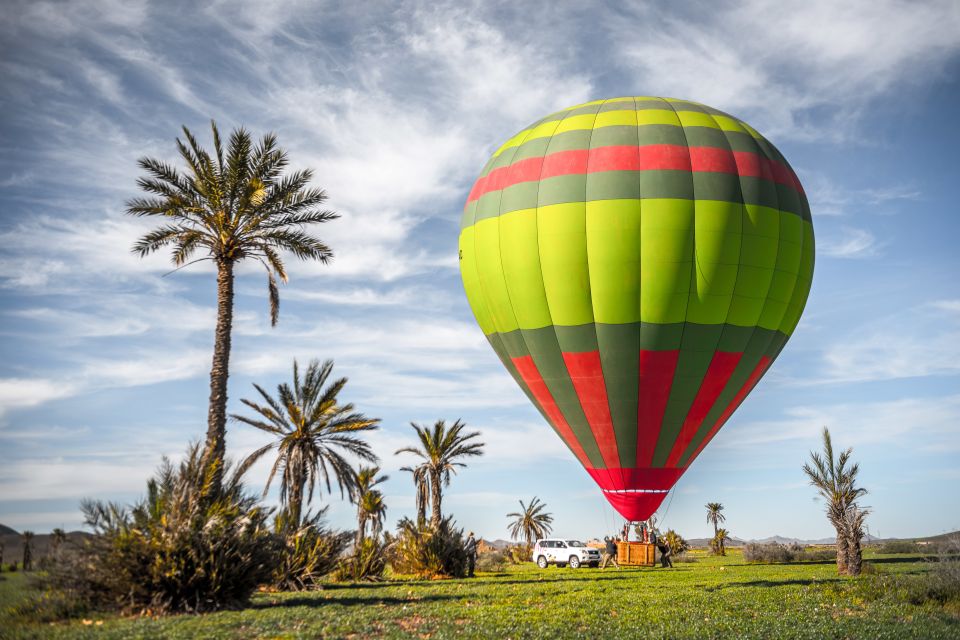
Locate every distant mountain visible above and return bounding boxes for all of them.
[0,523,18,536]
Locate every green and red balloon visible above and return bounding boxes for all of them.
[458,97,814,521]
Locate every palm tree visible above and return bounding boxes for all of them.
[233,359,379,526]
[355,466,389,546]
[396,419,484,529]
[802,427,868,576]
[507,497,554,549]
[21,531,34,571]
[50,527,67,561]
[710,528,729,556]
[127,122,339,491]
[705,502,726,538]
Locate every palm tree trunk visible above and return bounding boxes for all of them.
[356,508,366,547]
[202,258,234,493]
[833,524,850,575]
[430,470,442,530]
[289,478,304,527]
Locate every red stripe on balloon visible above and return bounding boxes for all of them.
[684,355,772,467]
[511,355,591,467]
[635,350,680,467]
[586,467,686,522]
[465,144,804,203]
[562,350,621,469]
[665,351,743,468]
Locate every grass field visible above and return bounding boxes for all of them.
[1,551,957,639]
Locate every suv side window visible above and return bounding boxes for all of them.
[543,541,554,548]
[557,541,567,548]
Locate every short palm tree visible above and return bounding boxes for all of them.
[127,122,339,491]
[507,497,554,548]
[396,419,484,529]
[802,427,868,576]
[355,466,389,546]
[21,531,34,571]
[705,502,726,538]
[233,359,379,526]
[710,528,729,556]
[50,527,67,560]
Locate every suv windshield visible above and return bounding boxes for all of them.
[566,540,586,547]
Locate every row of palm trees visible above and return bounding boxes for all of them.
[225,357,484,540]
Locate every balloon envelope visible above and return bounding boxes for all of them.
[458,97,814,521]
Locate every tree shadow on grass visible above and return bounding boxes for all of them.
[252,593,463,609]
[704,577,844,592]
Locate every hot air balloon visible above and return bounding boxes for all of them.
[458,97,814,522]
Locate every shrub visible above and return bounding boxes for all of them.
[505,544,529,565]
[876,540,923,554]
[744,542,836,564]
[331,538,388,582]
[673,551,697,563]
[664,530,689,556]
[48,445,281,614]
[271,509,352,591]
[475,550,508,573]
[387,516,468,579]
[744,543,793,563]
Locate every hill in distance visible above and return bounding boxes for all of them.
[0,523,19,536]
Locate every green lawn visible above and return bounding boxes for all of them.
[1,552,957,639]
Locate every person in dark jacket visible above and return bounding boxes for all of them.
[656,537,673,568]
[465,532,478,577]
[601,536,620,569]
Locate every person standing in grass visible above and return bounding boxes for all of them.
[465,532,478,577]
[601,536,620,569]
[656,535,673,568]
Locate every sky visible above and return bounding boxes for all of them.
[1,0,959,542]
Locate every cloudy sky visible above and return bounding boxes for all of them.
[1,0,959,541]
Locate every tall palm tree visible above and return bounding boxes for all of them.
[802,427,868,576]
[127,122,338,491]
[507,497,554,548]
[233,359,379,526]
[705,502,726,538]
[355,466,389,546]
[396,419,484,529]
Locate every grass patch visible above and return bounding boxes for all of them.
[2,552,957,639]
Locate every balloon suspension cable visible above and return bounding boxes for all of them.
[657,487,676,530]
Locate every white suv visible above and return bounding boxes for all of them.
[532,539,601,569]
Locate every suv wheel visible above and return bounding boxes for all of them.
[569,556,581,569]
[536,555,548,569]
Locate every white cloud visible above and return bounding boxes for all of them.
[817,302,960,383]
[718,394,960,451]
[818,226,880,258]
[803,172,921,217]
[612,0,960,140]
[0,378,77,418]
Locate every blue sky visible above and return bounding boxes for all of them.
[1,0,959,542]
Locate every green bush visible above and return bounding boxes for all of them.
[475,551,508,573]
[743,542,836,564]
[876,540,923,554]
[48,445,281,614]
[387,517,468,579]
[271,509,352,590]
[505,544,529,565]
[664,530,690,556]
[331,538,388,582]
